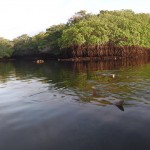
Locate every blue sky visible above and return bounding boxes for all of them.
[0,0,150,39]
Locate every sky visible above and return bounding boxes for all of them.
[0,0,150,40]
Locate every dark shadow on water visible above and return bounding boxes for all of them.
[115,104,124,111]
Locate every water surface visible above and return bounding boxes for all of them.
[0,60,150,150]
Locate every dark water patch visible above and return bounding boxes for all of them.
[0,60,150,150]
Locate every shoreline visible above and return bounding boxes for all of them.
[1,45,150,62]
[0,58,16,62]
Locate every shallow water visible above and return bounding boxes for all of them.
[0,60,150,150]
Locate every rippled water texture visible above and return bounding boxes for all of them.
[0,60,150,150]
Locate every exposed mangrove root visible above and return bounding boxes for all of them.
[59,45,150,61]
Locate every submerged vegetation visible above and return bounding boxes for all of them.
[0,10,150,60]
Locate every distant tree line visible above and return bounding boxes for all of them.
[0,10,150,59]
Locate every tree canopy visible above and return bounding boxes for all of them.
[0,37,13,58]
[0,9,150,59]
[60,10,150,48]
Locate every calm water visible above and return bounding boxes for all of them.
[0,60,150,150]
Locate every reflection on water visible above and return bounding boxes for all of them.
[0,59,150,150]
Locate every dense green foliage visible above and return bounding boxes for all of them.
[45,24,66,55]
[0,10,150,59]
[0,38,13,58]
[60,10,150,48]
[13,34,38,56]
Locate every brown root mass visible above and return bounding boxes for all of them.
[59,45,150,61]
